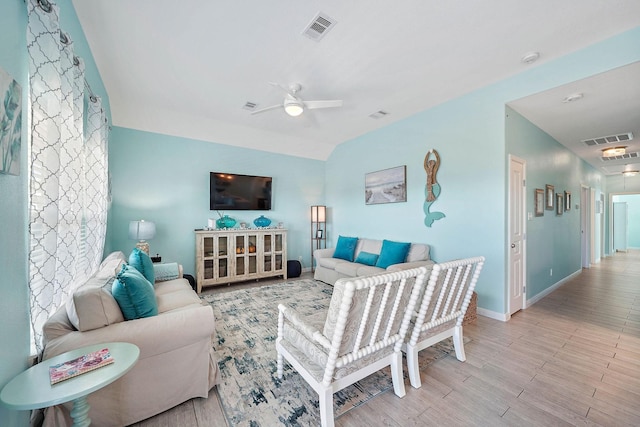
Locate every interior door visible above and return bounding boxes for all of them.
[613,202,628,252]
[508,156,526,315]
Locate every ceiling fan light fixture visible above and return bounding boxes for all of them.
[602,146,627,157]
[284,102,304,117]
[622,170,639,177]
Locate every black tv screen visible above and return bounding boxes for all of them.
[210,172,272,210]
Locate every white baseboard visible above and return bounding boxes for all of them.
[525,269,582,307]
[477,308,509,322]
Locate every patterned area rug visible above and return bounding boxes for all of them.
[201,279,457,427]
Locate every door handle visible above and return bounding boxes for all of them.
[511,243,516,248]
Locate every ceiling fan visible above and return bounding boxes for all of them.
[251,82,343,117]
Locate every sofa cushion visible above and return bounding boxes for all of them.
[129,248,155,285]
[333,236,359,261]
[66,275,125,332]
[335,262,361,277]
[112,264,158,320]
[97,251,127,278]
[156,288,203,313]
[376,240,411,269]
[356,239,382,258]
[356,265,385,276]
[316,256,350,270]
[154,278,193,296]
[355,251,379,266]
[406,243,430,262]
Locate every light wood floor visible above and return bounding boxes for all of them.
[132,251,640,426]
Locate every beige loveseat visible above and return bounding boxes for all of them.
[41,252,218,427]
[314,237,434,285]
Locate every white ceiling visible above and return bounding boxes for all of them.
[509,61,640,176]
[72,1,640,171]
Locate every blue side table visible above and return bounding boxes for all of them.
[0,342,139,427]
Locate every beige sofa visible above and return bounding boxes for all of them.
[41,252,218,427]
[314,238,434,285]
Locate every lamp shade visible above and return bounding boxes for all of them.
[311,205,326,223]
[129,220,156,241]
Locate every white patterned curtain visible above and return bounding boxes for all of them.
[27,0,109,354]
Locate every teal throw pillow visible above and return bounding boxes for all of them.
[129,247,155,285]
[355,251,379,266]
[333,236,359,262]
[112,264,158,320]
[375,240,411,269]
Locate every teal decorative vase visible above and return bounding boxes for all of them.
[253,215,271,227]
[216,215,237,228]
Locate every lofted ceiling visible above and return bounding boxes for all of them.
[72,1,640,170]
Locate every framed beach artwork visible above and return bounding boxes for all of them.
[0,67,22,176]
[365,165,407,205]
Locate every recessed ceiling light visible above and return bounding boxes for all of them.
[622,170,639,177]
[602,146,627,157]
[562,93,583,103]
[521,52,540,64]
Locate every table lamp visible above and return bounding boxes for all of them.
[129,220,156,255]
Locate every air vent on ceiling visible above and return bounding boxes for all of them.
[600,151,639,161]
[582,132,634,146]
[302,12,337,41]
[242,102,258,111]
[369,110,389,119]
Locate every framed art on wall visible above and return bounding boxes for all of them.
[365,165,407,205]
[535,189,544,216]
[556,193,563,215]
[545,184,554,210]
[0,67,22,176]
[564,191,571,211]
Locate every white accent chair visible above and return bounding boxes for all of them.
[276,267,429,427]
[404,256,485,388]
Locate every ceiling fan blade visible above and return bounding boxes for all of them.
[250,104,283,115]
[268,81,294,96]
[304,100,343,110]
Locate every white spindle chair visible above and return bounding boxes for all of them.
[276,267,428,427]
[403,256,485,388]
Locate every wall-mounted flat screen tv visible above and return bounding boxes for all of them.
[210,172,272,210]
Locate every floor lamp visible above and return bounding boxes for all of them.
[310,206,326,272]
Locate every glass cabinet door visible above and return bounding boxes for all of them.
[203,237,214,257]
[204,259,214,279]
[248,234,258,274]
[217,235,229,279]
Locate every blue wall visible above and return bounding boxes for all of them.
[0,2,30,426]
[506,107,604,297]
[107,127,325,274]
